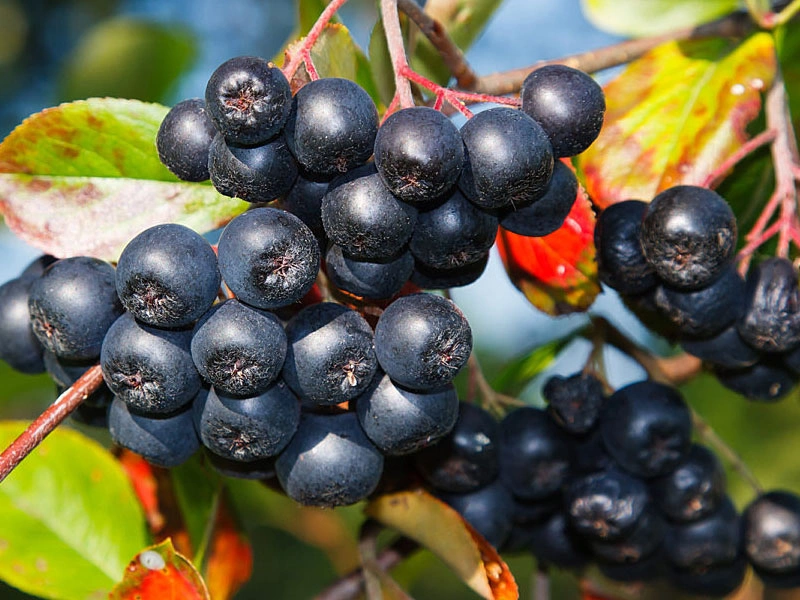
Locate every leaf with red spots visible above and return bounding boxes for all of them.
[577,33,776,209]
[0,98,248,261]
[366,489,518,600]
[110,539,209,600]
[496,177,599,316]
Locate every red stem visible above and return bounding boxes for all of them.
[0,365,104,484]
[702,129,776,189]
[281,0,349,81]
[382,0,415,109]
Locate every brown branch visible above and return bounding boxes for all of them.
[397,0,478,90]
[0,364,104,483]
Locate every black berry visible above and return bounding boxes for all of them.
[157,98,217,182]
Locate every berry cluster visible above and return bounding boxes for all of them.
[157,58,604,299]
[595,185,800,401]
[423,371,800,596]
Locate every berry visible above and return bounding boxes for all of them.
[650,444,727,523]
[28,257,123,361]
[714,360,797,402]
[543,372,605,435]
[284,77,378,177]
[527,511,592,568]
[409,187,498,270]
[157,98,217,182]
[325,245,414,300]
[278,174,329,243]
[45,351,113,409]
[599,380,691,478]
[191,299,287,397]
[411,253,489,290]
[321,164,417,261]
[681,324,759,370]
[101,312,200,415]
[439,480,515,549]
[458,106,553,210]
[195,381,299,461]
[598,550,664,583]
[590,508,665,564]
[663,496,741,570]
[217,207,320,310]
[566,468,650,541]
[374,106,464,206]
[208,133,298,203]
[374,293,472,391]
[498,406,572,500]
[414,401,499,493]
[499,160,578,237]
[109,395,200,467]
[0,277,45,373]
[204,55,291,145]
[594,200,657,295]
[742,490,800,576]
[275,411,384,507]
[520,64,605,157]
[116,223,220,328]
[738,257,800,353]
[653,265,745,338]
[282,302,378,407]
[667,558,747,597]
[20,255,57,280]
[355,371,459,456]
[207,452,277,481]
[640,185,737,290]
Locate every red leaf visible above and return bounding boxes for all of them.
[204,500,253,600]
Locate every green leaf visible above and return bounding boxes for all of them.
[0,421,149,600]
[0,98,249,261]
[578,33,776,209]
[299,0,337,35]
[776,20,800,134]
[309,23,360,81]
[59,18,196,103]
[409,0,504,85]
[170,457,221,564]
[492,338,570,396]
[580,0,739,38]
[369,19,396,107]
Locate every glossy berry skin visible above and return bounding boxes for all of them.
[520,65,605,157]
[321,164,417,261]
[414,401,499,493]
[411,253,489,290]
[28,257,123,361]
[325,245,414,301]
[204,55,291,145]
[439,480,515,549]
[284,78,378,177]
[275,411,384,508]
[374,293,472,391]
[681,324,759,370]
[600,380,691,478]
[590,508,666,564]
[543,372,604,435]
[499,160,578,237]
[217,207,320,310]
[208,133,298,203]
[278,175,329,243]
[499,406,572,500]
[101,312,200,415]
[116,224,220,328]
[374,106,464,206]
[654,265,745,339]
[191,299,287,397]
[20,255,57,280]
[157,98,217,182]
[640,185,737,290]
[742,491,800,579]
[715,360,797,402]
[0,277,44,373]
[109,396,200,468]
[566,468,650,541]
[409,188,498,270]
[195,381,299,461]
[282,302,377,407]
[738,257,800,353]
[356,371,458,456]
[594,200,657,295]
[527,511,591,569]
[664,496,741,570]
[458,106,553,210]
[650,444,726,523]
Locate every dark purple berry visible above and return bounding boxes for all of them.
[715,360,797,402]
[439,479,515,549]
[667,557,747,597]
[542,372,605,435]
[0,277,45,373]
[527,511,592,568]
[325,245,414,301]
[278,174,328,243]
[590,509,666,564]
[681,324,759,369]
[157,98,217,182]
[411,253,489,290]
[663,496,741,570]
[743,491,800,576]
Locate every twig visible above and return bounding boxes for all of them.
[534,567,550,600]
[467,353,524,417]
[702,129,777,189]
[381,0,415,109]
[315,537,418,600]
[281,0,349,82]
[358,520,413,600]
[0,365,104,483]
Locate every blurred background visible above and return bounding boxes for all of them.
[1,1,800,599]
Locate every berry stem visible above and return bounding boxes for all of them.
[381,0,415,109]
[466,353,524,418]
[358,520,412,600]
[0,364,104,484]
[702,128,777,189]
[281,0,349,82]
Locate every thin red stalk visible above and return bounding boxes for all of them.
[0,365,104,484]
[381,93,402,123]
[281,0,349,81]
[381,0,415,109]
[702,129,776,189]
[302,50,320,81]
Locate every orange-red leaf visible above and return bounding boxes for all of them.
[496,178,599,316]
[204,500,253,600]
[578,33,776,208]
[110,539,209,600]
